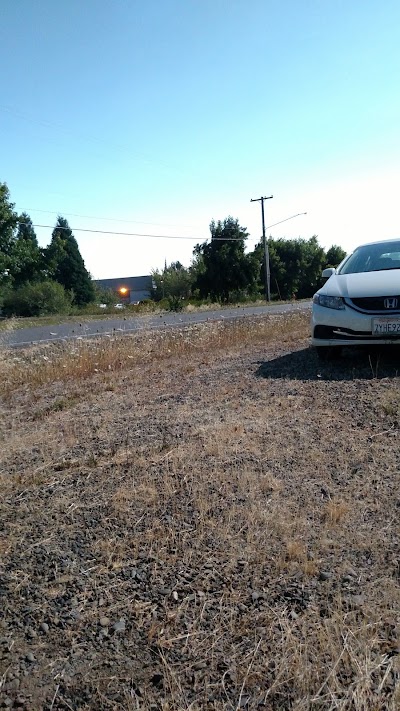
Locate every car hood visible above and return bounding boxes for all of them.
[321,270,400,298]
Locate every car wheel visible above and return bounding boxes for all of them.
[315,346,342,361]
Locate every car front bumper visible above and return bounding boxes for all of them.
[311,303,400,347]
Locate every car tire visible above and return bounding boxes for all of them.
[315,346,342,361]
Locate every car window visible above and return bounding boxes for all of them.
[338,241,400,274]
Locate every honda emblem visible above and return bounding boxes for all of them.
[384,297,398,309]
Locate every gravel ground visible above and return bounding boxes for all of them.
[0,319,399,710]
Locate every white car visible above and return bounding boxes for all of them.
[312,239,400,359]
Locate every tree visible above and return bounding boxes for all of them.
[44,216,95,305]
[0,182,19,290]
[13,213,43,287]
[253,236,327,299]
[325,245,347,268]
[152,261,193,301]
[193,217,259,302]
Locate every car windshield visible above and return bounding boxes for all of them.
[338,241,400,274]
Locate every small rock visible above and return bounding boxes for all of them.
[26,628,36,639]
[342,574,354,584]
[251,591,260,602]
[6,678,20,691]
[345,566,358,578]
[319,571,331,581]
[112,619,126,633]
[25,652,35,663]
[3,698,13,708]
[290,610,299,620]
[99,617,110,628]
[172,591,179,601]
[196,590,205,598]
[40,622,49,634]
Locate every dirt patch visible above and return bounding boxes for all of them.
[0,315,399,710]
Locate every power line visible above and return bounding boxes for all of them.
[16,206,196,230]
[17,207,305,232]
[29,224,203,240]
[15,212,307,242]
[264,212,307,231]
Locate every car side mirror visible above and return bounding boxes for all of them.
[322,267,336,279]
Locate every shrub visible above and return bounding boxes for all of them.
[2,280,73,317]
[167,295,184,311]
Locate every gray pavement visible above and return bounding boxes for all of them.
[1,302,311,348]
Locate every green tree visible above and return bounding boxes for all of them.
[2,280,73,317]
[253,236,327,299]
[152,261,193,302]
[325,245,347,268]
[0,182,19,290]
[193,217,259,302]
[45,216,95,305]
[13,213,43,287]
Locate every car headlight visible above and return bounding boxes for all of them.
[313,294,345,310]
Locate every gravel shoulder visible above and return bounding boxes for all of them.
[0,314,399,710]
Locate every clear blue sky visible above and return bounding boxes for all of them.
[1,0,399,278]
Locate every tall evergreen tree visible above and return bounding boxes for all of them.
[0,182,19,283]
[16,212,39,246]
[45,216,95,305]
[13,213,43,287]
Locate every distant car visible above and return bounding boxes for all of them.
[98,303,107,309]
[114,303,125,309]
[312,238,400,359]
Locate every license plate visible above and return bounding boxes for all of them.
[373,318,400,334]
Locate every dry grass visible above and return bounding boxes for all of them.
[0,312,399,710]
[0,312,307,396]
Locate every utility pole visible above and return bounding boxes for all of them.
[251,195,273,302]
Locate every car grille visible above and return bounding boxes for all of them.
[348,296,400,312]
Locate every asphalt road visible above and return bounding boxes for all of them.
[2,302,311,348]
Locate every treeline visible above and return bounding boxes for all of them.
[0,183,96,316]
[152,217,346,305]
[1,182,347,316]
